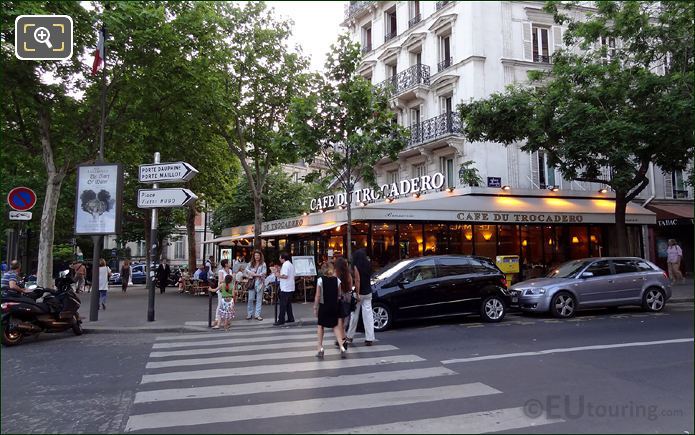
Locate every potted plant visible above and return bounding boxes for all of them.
[458,160,483,187]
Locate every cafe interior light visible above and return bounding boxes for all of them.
[548,238,554,245]
[501,185,511,191]
[590,235,598,243]
[464,232,473,241]
[482,232,493,241]
[571,236,580,244]
[522,239,528,247]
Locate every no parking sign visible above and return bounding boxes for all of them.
[7,187,37,212]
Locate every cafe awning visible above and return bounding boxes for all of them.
[261,221,346,237]
[203,232,255,245]
[203,236,234,244]
[645,203,694,220]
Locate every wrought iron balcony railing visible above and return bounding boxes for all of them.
[361,44,372,54]
[437,57,453,72]
[376,63,430,96]
[436,1,451,11]
[407,112,461,148]
[534,54,550,63]
[344,1,374,21]
[408,14,421,28]
[384,29,398,42]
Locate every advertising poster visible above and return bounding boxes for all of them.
[74,164,123,235]
[220,249,233,263]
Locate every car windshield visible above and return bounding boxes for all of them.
[372,259,418,282]
[546,260,593,278]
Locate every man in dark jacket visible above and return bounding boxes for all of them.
[156,260,171,294]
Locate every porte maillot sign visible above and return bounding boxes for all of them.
[310,172,446,212]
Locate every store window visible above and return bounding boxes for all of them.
[475,225,497,260]
[589,226,604,257]
[520,225,544,278]
[424,223,448,255]
[398,223,423,258]
[450,224,473,255]
[569,226,589,259]
[497,225,520,257]
[372,223,397,267]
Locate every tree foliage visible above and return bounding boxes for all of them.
[458,1,693,255]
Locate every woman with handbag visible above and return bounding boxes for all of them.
[245,250,267,321]
[335,257,355,350]
[313,261,347,359]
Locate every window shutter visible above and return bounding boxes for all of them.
[663,172,674,199]
[522,22,533,61]
[551,26,563,55]
[530,151,540,188]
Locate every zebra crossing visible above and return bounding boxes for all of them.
[125,321,563,433]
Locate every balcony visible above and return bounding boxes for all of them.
[384,29,397,42]
[376,64,430,97]
[408,14,422,28]
[407,112,462,148]
[361,43,372,54]
[437,57,453,72]
[534,54,550,63]
[344,1,374,21]
[436,1,452,11]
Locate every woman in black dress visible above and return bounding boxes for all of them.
[313,261,347,359]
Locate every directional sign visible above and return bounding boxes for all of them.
[138,162,198,184]
[9,211,32,221]
[137,188,197,208]
[7,187,37,211]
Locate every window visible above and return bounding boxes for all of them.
[537,150,555,189]
[673,170,688,198]
[385,7,397,41]
[402,259,437,282]
[440,96,452,115]
[440,156,454,188]
[438,35,452,72]
[361,22,372,53]
[585,260,612,277]
[532,26,550,63]
[174,239,185,260]
[438,257,473,277]
[635,261,655,272]
[413,163,426,178]
[410,106,421,126]
[409,1,421,28]
[612,259,639,275]
[411,50,422,66]
[600,36,616,64]
[387,170,399,185]
[136,241,146,257]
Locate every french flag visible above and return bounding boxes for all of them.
[91,27,105,75]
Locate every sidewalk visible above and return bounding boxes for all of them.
[670,277,694,303]
[80,284,317,333]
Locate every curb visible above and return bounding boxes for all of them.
[82,318,319,334]
[670,297,694,303]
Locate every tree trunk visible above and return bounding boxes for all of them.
[37,171,65,287]
[186,205,197,273]
[614,191,628,256]
[253,193,263,254]
[346,194,353,262]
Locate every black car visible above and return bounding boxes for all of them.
[370,255,511,331]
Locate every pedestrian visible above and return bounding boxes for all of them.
[667,239,684,284]
[98,258,111,310]
[334,257,354,349]
[120,259,132,294]
[1,260,7,274]
[347,248,375,346]
[210,274,236,331]
[1,260,28,293]
[274,252,295,326]
[245,250,267,321]
[212,259,233,329]
[205,255,214,275]
[74,261,87,293]
[313,261,347,359]
[156,260,171,294]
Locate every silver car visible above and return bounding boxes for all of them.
[510,257,671,318]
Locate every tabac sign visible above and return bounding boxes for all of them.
[310,172,446,212]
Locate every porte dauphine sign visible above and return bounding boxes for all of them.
[310,172,446,212]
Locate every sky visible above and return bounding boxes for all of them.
[266,1,345,72]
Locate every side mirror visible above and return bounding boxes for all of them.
[581,272,594,279]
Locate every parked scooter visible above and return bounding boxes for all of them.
[1,271,82,346]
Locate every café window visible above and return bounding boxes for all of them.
[424,223,448,255]
[399,223,423,258]
[372,223,397,267]
[475,225,497,260]
[450,224,473,255]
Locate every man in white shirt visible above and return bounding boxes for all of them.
[274,252,295,326]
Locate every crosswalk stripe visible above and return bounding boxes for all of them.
[152,332,317,349]
[156,327,343,341]
[150,341,316,358]
[312,406,563,434]
[125,383,500,431]
[145,345,398,369]
[141,355,426,384]
[134,366,456,403]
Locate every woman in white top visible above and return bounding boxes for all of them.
[245,250,267,321]
[212,259,233,330]
[98,258,111,311]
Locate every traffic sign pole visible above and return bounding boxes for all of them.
[148,152,160,322]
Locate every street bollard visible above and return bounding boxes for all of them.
[208,290,213,328]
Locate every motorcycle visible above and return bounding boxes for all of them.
[1,272,83,346]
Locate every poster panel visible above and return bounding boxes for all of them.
[74,164,123,235]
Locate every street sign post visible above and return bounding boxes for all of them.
[7,187,37,211]
[138,162,198,184]
[137,188,198,208]
[9,211,32,221]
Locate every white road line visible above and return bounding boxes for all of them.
[442,337,695,365]
[146,345,398,369]
[152,332,317,349]
[141,355,426,384]
[150,341,315,358]
[134,366,456,403]
[125,383,500,432]
[312,406,562,434]
[156,327,328,341]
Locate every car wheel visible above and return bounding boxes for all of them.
[372,302,393,332]
[1,318,23,346]
[480,295,506,322]
[71,314,83,336]
[551,291,576,318]
[642,287,666,312]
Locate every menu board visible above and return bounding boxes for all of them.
[293,256,317,277]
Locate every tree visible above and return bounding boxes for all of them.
[194,2,314,250]
[458,1,693,255]
[288,35,409,260]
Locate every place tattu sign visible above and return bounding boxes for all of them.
[310,172,446,211]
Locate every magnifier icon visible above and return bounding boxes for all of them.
[33,26,53,49]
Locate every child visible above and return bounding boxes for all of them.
[313,261,347,359]
[211,275,236,331]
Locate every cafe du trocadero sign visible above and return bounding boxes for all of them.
[310,172,446,212]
